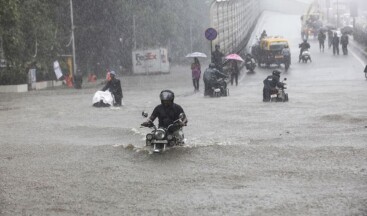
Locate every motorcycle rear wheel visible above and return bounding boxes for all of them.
[365,72,367,79]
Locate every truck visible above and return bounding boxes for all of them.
[132,48,170,75]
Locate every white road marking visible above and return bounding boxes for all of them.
[350,49,366,67]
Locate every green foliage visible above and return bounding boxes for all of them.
[0,0,210,84]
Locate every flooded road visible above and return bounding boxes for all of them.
[1,11,367,215]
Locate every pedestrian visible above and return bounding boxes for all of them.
[327,30,333,49]
[211,44,224,72]
[229,60,239,86]
[340,32,349,55]
[318,30,326,52]
[101,71,123,106]
[332,32,340,55]
[191,57,201,92]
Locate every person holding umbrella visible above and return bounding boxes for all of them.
[191,57,201,92]
[229,60,239,86]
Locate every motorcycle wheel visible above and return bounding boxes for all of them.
[270,97,277,102]
[284,94,289,102]
[365,72,367,79]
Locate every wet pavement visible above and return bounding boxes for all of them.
[1,11,367,216]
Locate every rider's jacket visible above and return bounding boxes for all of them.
[263,75,284,89]
[149,103,186,128]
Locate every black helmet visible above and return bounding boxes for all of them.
[209,63,216,68]
[215,44,220,49]
[272,70,281,77]
[160,90,174,104]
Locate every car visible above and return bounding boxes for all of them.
[257,36,290,68]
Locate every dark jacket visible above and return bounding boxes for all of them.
[299,42,310,50]
[263,75,284,89]
[102,78,123,98]
[318,32,326,41]
[332,36,340,46]
[203,68,227,84]
[211,50,224,68]
[340,34,349,45]
[149,103,186,128]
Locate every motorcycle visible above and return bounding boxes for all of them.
[211,78,229,97]
[300,49,311,63]
[245,57,256,72]
[141,112,186,153]
[270,78,289,102]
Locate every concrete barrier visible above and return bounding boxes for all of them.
[0,84,28,93]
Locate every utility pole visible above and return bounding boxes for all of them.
[336,0,339,28]
[70,0,77,77]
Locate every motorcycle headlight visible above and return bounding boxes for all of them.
[146,134,153,140]
[167,135,173,141]
[155,129,166,140]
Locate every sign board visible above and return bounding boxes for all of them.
[205,28,217,41]
[53,61,64,79]
[28,68,36,83]
[132,48,170,74]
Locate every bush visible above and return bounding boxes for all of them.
[0,68,27,85]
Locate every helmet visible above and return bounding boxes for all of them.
[160,90,174,105]
[303,39,307,43]
[272,70,281,77]
[215,44,220,49]
[209,63,216,68]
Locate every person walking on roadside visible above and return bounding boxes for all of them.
[332,32,340,55]
[318,30,326,52]
[327,30,333,49]
[229,60,239,86]
[191,57,201,92]
[211,44,224,72]
[340,32,349,55]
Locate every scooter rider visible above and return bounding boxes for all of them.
[141,90,187,129]
[299,39,310,62]
[263,70,284,102]
[203,63,228,96]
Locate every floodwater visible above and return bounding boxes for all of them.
[1,11,367,216]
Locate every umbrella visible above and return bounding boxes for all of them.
[225,53,244,62]
[341,25,353,34]
[185,52,207,58]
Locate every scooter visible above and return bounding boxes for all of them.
[270,78,289,102]
[211,78,229,97]
[141,112,186,153]
[300,49,311,63]
[245,57,256,72]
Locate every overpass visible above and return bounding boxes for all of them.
[209,0,312,56]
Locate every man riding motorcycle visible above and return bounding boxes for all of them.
[211,44,224,72]
[263,70,285,102]
[299,39,310,62]
[141,90,187,129]
[203,63,228,96]
[245,53,256,72]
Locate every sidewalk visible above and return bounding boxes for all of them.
[350,37,367,59]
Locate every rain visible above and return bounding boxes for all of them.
[0,0,367,215]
